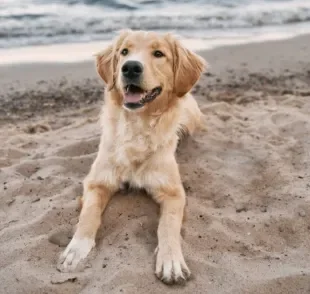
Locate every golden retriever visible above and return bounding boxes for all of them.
[57,29,206,284]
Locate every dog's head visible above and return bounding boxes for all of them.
[96,30,205,111]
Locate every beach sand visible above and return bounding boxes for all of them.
[0,35,310,294]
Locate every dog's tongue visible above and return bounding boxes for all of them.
[124,92,143,103]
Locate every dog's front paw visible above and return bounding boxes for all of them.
[155,245,191,284]
[57,237,95,272]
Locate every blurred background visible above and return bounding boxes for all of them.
[1,0,310,49]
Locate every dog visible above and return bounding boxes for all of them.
[57,29,206,284]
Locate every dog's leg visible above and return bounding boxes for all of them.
[58,175,116,272]
[147,164,190,284]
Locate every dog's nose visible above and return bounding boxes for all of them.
[122,61,143,79]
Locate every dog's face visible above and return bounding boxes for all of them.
[96,30,205,111]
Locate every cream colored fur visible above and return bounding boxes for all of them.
[58,30,205,285]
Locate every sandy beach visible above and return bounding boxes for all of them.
[1,35,310,294]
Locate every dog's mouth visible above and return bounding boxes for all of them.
[123,84,162,110]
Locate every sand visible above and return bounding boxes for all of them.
[1,35,310,294]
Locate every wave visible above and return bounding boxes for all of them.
[1,0,310,48]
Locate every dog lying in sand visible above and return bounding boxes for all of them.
[57,29,205,284]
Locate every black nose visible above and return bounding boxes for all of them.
[122,61,143,79]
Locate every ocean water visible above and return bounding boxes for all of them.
[1,0,310,48]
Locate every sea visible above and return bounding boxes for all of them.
[1,0,310,49]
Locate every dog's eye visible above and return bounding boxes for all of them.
[121,48,129,56]
[153,50,164,58]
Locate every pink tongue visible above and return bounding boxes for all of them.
[124,93,143,103]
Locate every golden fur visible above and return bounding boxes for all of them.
[58,30,206,285]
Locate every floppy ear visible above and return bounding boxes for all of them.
[95,30,132,90]
[169,36,206,97]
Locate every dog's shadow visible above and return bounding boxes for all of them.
[95,186,159,253]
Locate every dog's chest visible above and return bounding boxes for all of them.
[109,115,160,166]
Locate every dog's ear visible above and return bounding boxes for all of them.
[167,34,206,97]
[95,29,132,90]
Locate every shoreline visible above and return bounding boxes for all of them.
[1,28,310,66]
